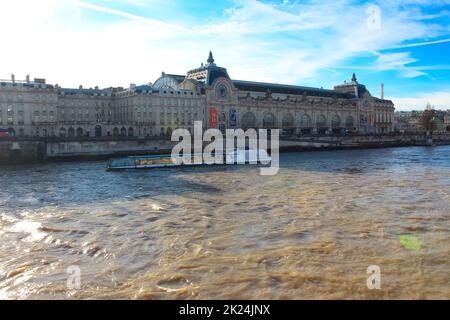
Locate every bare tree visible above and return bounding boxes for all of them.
[421,102,437,138]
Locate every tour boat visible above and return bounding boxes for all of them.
[225,149,271,164]
[106,149,271,171]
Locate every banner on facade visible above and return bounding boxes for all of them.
[360,114,367,124]
[229,109,237,128]
[210,107,218,128]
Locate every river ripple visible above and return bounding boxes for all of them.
[0,146,449,299]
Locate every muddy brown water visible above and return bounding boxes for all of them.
[0,146,449,299]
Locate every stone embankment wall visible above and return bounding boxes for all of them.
[1,134,449,164]
[0,140,46,164]
[46,138,176,160]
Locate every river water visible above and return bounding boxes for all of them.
[0,146,449,299]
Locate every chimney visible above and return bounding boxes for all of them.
[11,74,15,84]
[26,75,30,83]
[381,82,384,100]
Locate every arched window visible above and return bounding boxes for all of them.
[282,113,295,135]
[263,113,276,129]
[345,116,354,129]
[241,112,256,129]
[282,113,294,128]
[95,125,102,137]
[19,128,24,137]
[331,115,342,134]
[316,115,327,128]
[68,127,75,138]
[120,127,127,136]
[128,127,134,137]
[113,127,119,136]
[300,114,312,128]
[77,127,83,137]
[60,128,66,138]
[331,115,341,128]
[316,115,327,134]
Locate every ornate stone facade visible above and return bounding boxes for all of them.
[0,52,394,138]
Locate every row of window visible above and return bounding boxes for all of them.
[0,110,56,124]
[0,93,56,102]
[62,101,112,107]
[6,126,179,138]
[240,112,356,129]
[115,98,203,108]
[375,113,393,123]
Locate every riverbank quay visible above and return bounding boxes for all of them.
[1,133,449,164]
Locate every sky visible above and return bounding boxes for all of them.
[0,0,449,111]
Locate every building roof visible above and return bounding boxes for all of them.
[153,73,186,89]
[186,65,230,86]
[374,97,394,104]
[206,66,230,86]
[165,74,186,83]
[232,80,355,99]
[134,84,153,93]
[58,86,120,96]
[0,81,54,90]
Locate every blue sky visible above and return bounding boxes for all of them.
[0,0,449,111]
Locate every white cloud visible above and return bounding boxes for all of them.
[392,91,450,111]
[0,0,448,89]
[388,38,450,49]
[196,0,445,82]
[372,52,426,78]
[64,0,185,32]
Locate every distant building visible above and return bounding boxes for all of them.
[445,114,450,132]
[394,109,450,133]
[394,111,422,133]
[0,52,394,138]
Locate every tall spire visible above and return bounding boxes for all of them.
[351,73,357,82]
[207,51,215,65]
